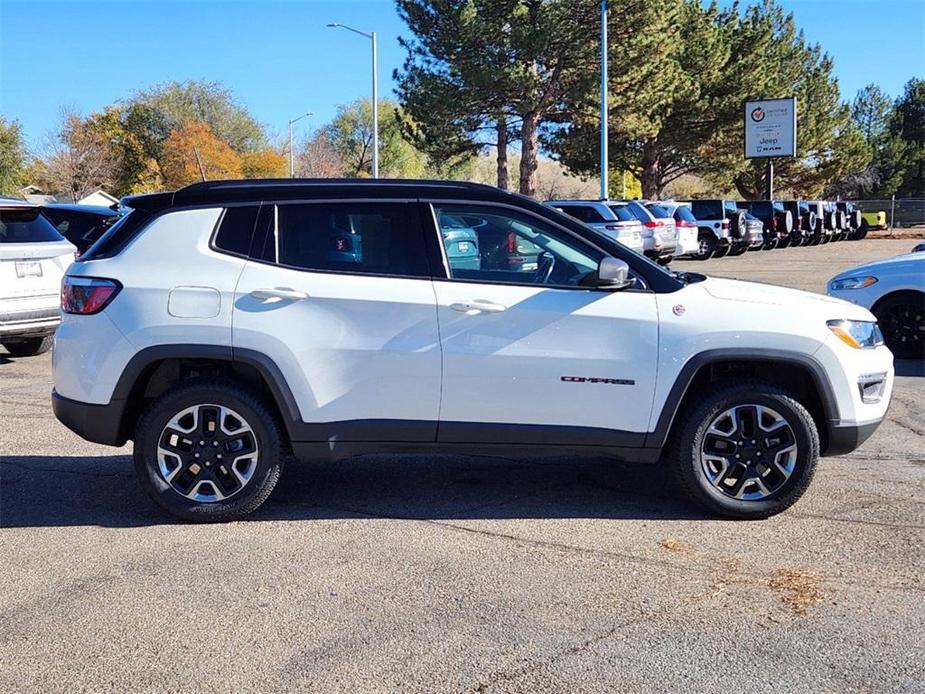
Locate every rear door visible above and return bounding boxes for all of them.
[232,200,442,442]
[427,201,658,445]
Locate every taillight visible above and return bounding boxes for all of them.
[604,224,619,231]
[507,231,516,253]
[61,276,121,315]
[643,220,658,228]
[721,219,730,230]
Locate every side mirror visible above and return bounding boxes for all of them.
[596,256,634,289]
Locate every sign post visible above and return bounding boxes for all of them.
[744,97,796,199]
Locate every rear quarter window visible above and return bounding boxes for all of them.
[691,201,722,220]
[213,205,259,256]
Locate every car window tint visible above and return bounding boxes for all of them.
[646,204,671,219]
[674,206,697,223]
[0,207,65,243]
[275,202,428,277]
[214,205,258,256]
[607,205,634,222]
[691,201,722,219]
[433,204,601,287]
[626,202,654,223]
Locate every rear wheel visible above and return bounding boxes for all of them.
[712,245,730,258]
[656,256,673,266]
[669,381,819,519]
[874,291,925,359]
[134,379,284,522]
[2,336,53,357]
[727,243,748,256]
[693,232,716,260]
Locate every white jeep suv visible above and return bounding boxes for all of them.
[53,180,894,522]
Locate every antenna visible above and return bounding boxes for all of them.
[193,146,207,181]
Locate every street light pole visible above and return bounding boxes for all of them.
[328,22,379,178]
[288,111,313,178]
[599,0,608,200]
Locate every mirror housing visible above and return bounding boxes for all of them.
[595,256,634,289]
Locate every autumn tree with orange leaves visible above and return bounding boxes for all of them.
[160,121,243,188]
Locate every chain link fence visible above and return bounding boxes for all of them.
[852,198,925,229]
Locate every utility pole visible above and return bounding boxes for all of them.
[288,111,313,178]
[599,0,608,200]
[766,159,774,199]
[329,23,379,178]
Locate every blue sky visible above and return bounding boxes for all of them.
[1,0,922,151]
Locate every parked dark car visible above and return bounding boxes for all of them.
[737,200,794,249]
[836,201,864,240]
[41,204,122,255]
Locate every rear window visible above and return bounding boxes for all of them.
[746,201,772,215]
[0,207,65,243]
[42,209,118,252]
[607,205,635,222]
[555,205,607,224]
[645,204,671,219]
[674,206,697,223]
[626,201,654,223]
[275,202,429,278]
[690,201,723,220]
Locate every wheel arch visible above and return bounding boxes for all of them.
[870,288,924,316]
[112,345,301,447]
[646,349,839,452]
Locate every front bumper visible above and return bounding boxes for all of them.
[825,420,883,456]
[52,390,128,446]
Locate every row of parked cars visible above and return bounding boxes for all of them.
[546,198,872,264]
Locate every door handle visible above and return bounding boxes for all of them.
[251,287,309,301]
[450,300,507,314]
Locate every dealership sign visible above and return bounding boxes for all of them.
[744,97,796,159]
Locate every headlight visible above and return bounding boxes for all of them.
[827,319,884,349]
[829,276,878,291]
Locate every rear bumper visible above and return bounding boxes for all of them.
[824,419,883,456]
[52,390,127,446]
[0,303,60,337]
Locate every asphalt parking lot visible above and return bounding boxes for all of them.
[1,239,923,693]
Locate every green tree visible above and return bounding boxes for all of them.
[890,78,925,197]
[395,0,603,197]
[124,81,267,156]
[852,84,893,144]
[323,98,427,179]
[0,117,27,196]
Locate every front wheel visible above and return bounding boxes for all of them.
[134,379,284,522]
[656,255,673,266]
[2,336,53,357]
[874,291,925,359]
[668,381,819,519]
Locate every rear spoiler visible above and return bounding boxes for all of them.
[120,191,174,212]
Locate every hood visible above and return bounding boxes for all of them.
[701,276,874,320]
[831,252,924,279]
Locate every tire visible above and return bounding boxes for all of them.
[712,245,730,258]
[778,236,791,249]
[727,243,748,256]
[873,291,925,359]
[656,256,673,266]
[2,336,53,357]
[762,238,778,251]
[134,379,285,522]
[693,231,716,260]
[668,381,820,519]
[855,220,869,240]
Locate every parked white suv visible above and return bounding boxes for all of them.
[545,200,644,254]
[1,202,76,356]
[53,180,894,522]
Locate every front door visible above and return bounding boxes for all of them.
[428,203,659,446]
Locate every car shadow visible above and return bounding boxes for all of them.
[894,359,924,377]
[0,453,707,528]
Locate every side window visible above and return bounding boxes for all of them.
[433,204,602,288]
[276,202,429,278]
[214,205,258,256]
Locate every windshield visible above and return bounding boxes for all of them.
[0,207,66,243]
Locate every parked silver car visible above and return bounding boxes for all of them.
[545,200,644,253]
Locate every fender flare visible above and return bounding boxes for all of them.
[111,344,303,442]
[644,348,840,449]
